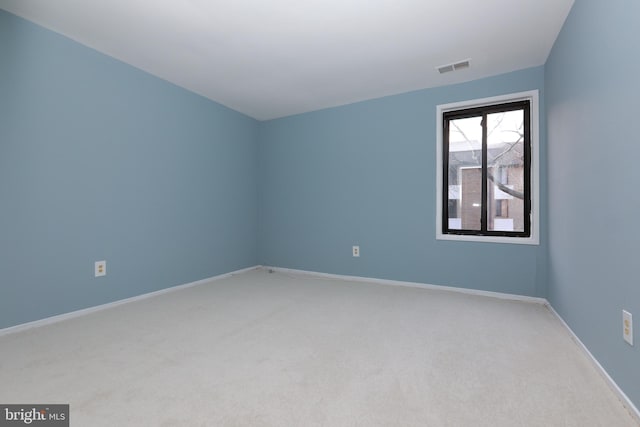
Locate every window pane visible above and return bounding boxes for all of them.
[448,116,482,230]
[486,110,525,232]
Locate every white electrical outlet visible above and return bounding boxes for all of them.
[95,260,106,277]
[352,246,360,257]
[623,310,633,346]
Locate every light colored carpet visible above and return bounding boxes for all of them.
[0,268,637,426]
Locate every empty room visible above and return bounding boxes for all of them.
[1,0,639,425]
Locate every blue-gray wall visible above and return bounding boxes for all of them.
[259,67,547,297]
[546,0,640,409]
[0,10,259,329]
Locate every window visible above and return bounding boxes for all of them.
[436,91,539,245]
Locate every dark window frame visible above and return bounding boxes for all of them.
[442,100,531,238]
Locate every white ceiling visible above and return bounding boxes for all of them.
[1,0,574,120]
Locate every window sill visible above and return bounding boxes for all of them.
[436,232,539,245]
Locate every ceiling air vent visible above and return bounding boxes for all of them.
[437,59,471,74]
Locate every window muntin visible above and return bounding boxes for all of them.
[443,101,531,238]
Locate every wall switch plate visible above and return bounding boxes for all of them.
[623,310,633,346]
[352,245,360,257]
[95,260,106,277]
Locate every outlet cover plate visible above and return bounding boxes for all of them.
[95,260,106,277]
[623,310,633,346]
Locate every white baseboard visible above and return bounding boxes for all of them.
[4,263,637,422]
[263,266,547,304]
[264,266,639,421]
[0,265,260,337]
[546,304,640,423]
